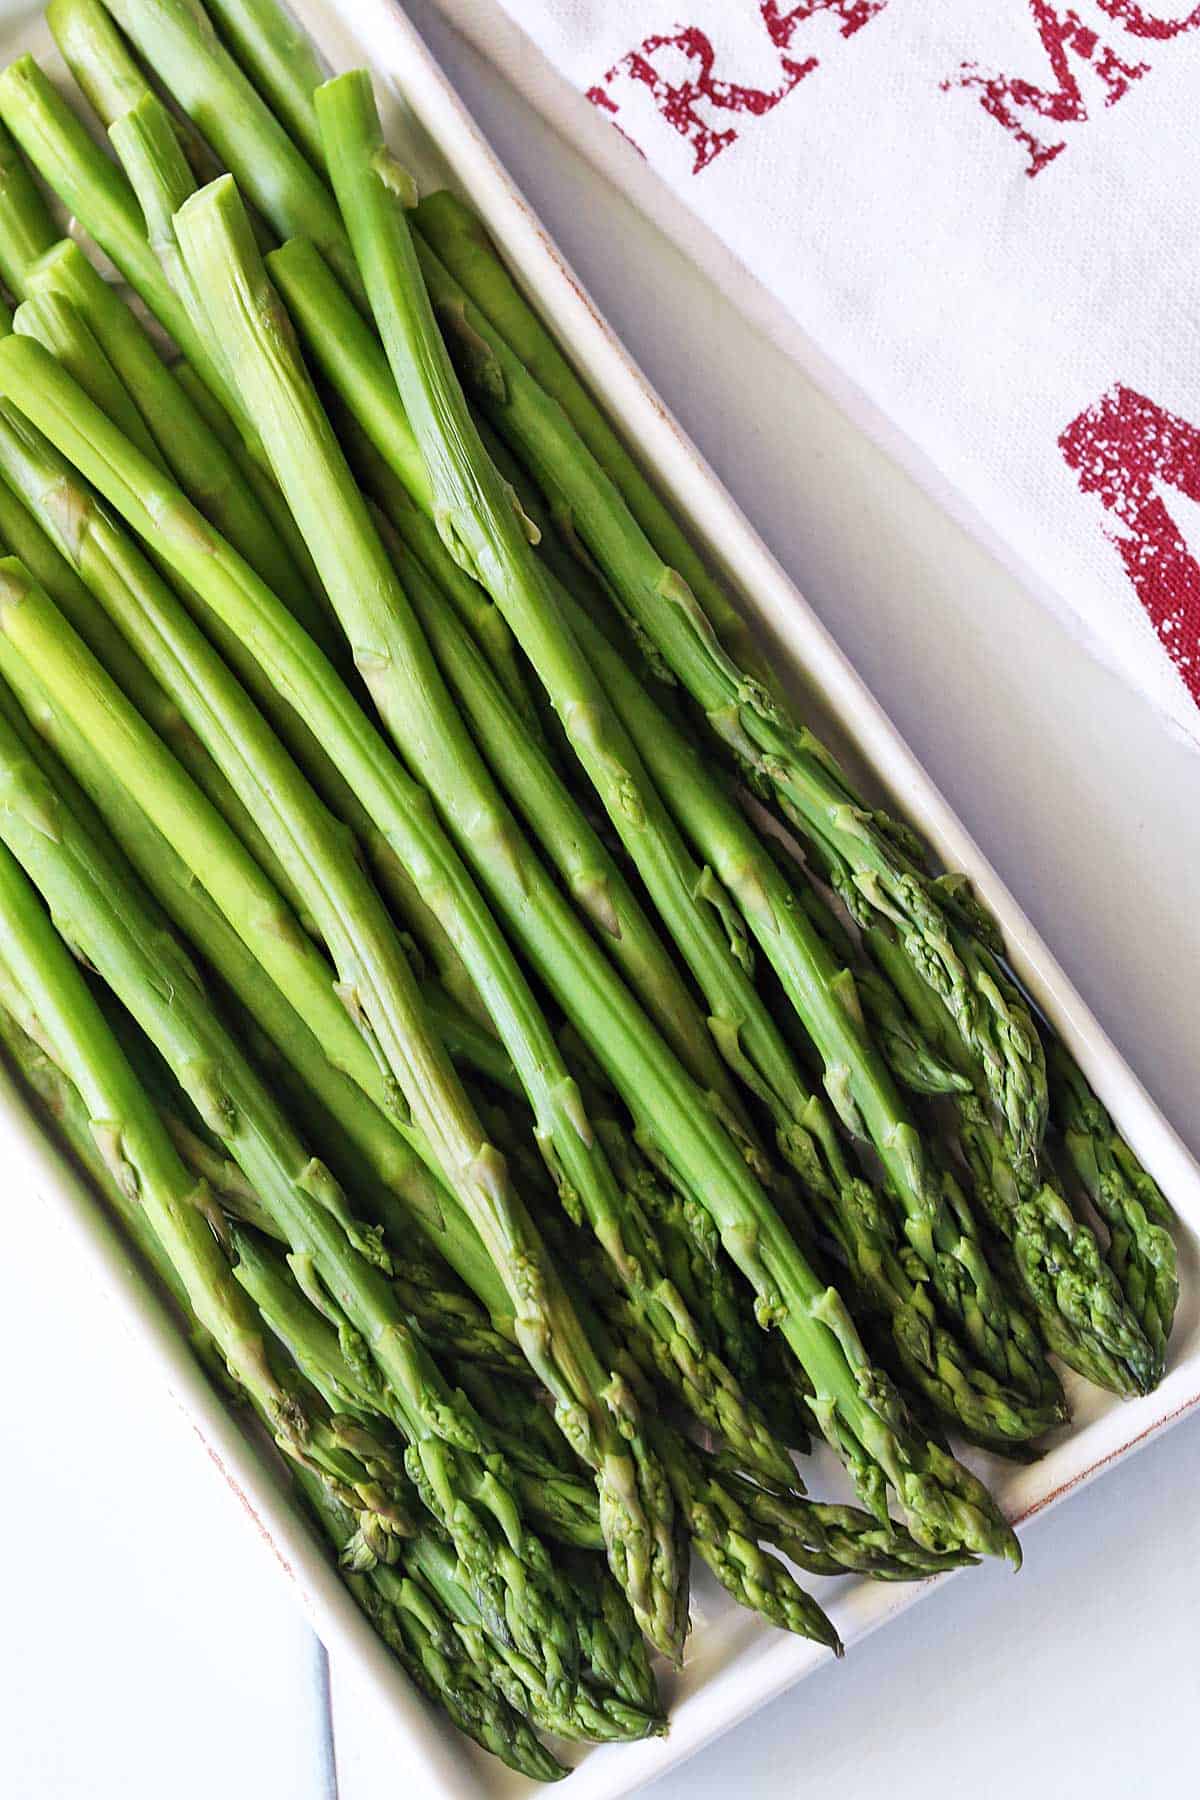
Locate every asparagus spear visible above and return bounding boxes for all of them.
[0,269,1011,1573]
[0,117,55,299]
[176,173,798,1494]
[48,0,230,192]
[0,365,686,1659]
[0,56,235,414]
[0,621,521,1350]
[0,110,507,1025]
[1048,1043,1178,1381]
[11,291,993,1562]
[318,81,859,1174]
[1,971,570,1776]
[198,0,328,170]
[301,1473,571,1777]
[170,176,1010,1554]
[0,295,484,1038]
[786,865,972,1100]
[0,79,330,636]
[415,188,780,687]
[552,571,1067,1429]
[0,902,622,1763]
[0,397,323,935]
[319,1491,572,1777]
[0,960,224,1373]
[0,636,592,1691]
[221,1227,665,1738]
[867,925,1156,1395]
[389,196,1048,1163]
[12,292,163,468]
[103,981,524,1371]
[116,0,777,712]
[17,238,335,649]
[0,786,423,1560]
[114,81,751,1157]
[172,0,767,700]
[268,1268,659,1725]
[250,229,1055,1423]
[230,1223,603,1557]
[100,0,361,293]
[0,51,304,586]
[550,554,1137,1396]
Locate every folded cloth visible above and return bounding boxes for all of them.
[424,0,1200,746]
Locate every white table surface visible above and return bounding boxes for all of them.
[4,4,1199,1798]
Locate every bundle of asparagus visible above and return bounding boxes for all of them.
[0,0,1179,1778]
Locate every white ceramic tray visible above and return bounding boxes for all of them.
[2,3,1198,1796]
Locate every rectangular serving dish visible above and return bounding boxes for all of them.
[2,2,1198,1795]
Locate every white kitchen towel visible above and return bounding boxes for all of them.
[424,0,1200,746]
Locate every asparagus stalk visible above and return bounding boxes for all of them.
[0,252,485,1001]
[0,778,422,1560]
[219,1227,665,1739]
[0,117,55,299]
[1048,1043,1177,1381]
[0,623,519,1349]
[115,83,744,1149]
[23,217,1007,1562]
[274,1257,659,1724]
[0,55,231,404]
[319,81,854,1180]
[103,988,524,1371]
[0,114,500,1029]
[867,924,1156,1395]
[100,0,361,293]
[0,53,296,558]
[788,867,972,1100]
[17,237,335,649]
[542,573,1063,1434]
[0,262,1012,1572]
[415,188,780,693]
[0,353,687,1659]
[716,1468,970,1583]
[48,0,229,192]
[329,1509,572,1777]
[230,1224,604,1557]
[0,958,223,1368]
[0,639,590,1692]
[252,228,1053,1425]
[300,1474,571,1778]
[2,977,566,1776]
[11,291,164,468]
[199,0,328,170]
[0,76,329,636]
[332,394,540,736]
[0,397,322,935]
[392,195,1048,1164]
[0,916,613,1765]
[367,504,807,1217]
[165,184,1016,1559]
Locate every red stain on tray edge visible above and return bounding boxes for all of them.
[1011,1389,1200,1525]
[194,1424,297,1584]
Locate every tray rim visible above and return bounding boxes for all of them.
[0,2,1197,1795]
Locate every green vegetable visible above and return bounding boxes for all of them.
[400,195,1048,1166]
[1048,1042,1177,1381]
[0,608,591,1693]
[0,732,419,1564]
[101,0,360,291]
[171,165,1012,1563]
[867,924,1156,1395]
[0,335,687,1663]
